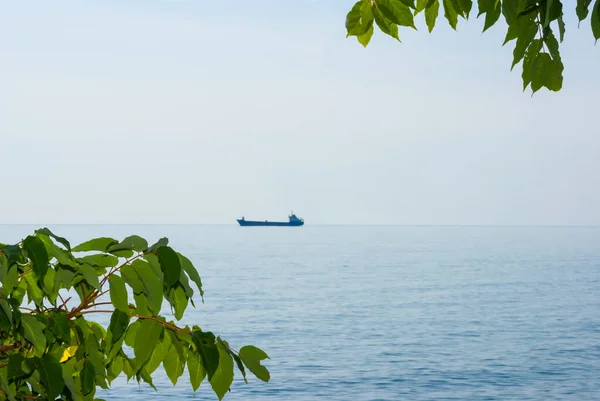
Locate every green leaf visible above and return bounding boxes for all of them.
[49,311,71,342]
[7,354,25,379]
[77,263,101,290]
[62,359,83,401]
[131,259,163,315]
[511,16,538,69]
[192,330,220,380]
[36,354,66,400]
[120,264,144,294]
[530,51,563,93]
[477,0,501,32]
[577,0,593,22]
[0,366,17,401]
[167,284,188,320]
[522,38,542,90]
[358,23,374,46]
[163,341,185,385]
[107,310,130,348]
[4,264,18,293]
[0,244,21,266]
[377,0,416,28]
[0,299,12,326]
[187,350,206,391]
[107,355,124,384]
[21,314,47,357]
[77,254,119,268]
[424,0,439,32]
[239,345,270,382]
[557,14,565,42]
[542,0,562,28]
[209,344,234,401]
[374,7,401,41]
[107,235,148,254]
[177,253,204,295]
[442,0,458,29]
[109,275,129,312]
[81,359,96,396]
[125,320,141,347]
[145,332,171,375]
[133,319,163,365]
[133,293,151,316]
[35,227,71,250]
[593,0,600,40]
[456,0,472,17]
[146,237,168,253]
[72,237,118,252]
[23,235,49,282]
[23,273,44,307]
[346,0,374,37]
[157,246,181,289]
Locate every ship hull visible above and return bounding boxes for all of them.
[237,220,304,227]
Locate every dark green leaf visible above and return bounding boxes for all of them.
[501,0,518,25]
[35,227,71,250]
[21,314,47,357]
[239,345,270,382]
[109,275,129,312]
[209,344,234,401]
[442,0,458,29]
[0,245,21,265]
[133,319,163,365]
[530,51,563,93]
[542,0,562,28]
[146,237,168,253]
[137,367,157,391]
[425,0,440,33]
[377,0,416,28]
[49,311,71,342]
[7,354,25,379]
[37,354,66,400]
[187,350,206,391]
[0,299,12,326]
[131,259,162,315]
[477,0,501,32]
[72,237,118,253]
[593,0,600,40]
[179,254,204,299]
[107,310,130,348]
[77,254,119,268]
[107,235,148,254]
[4,264,18,293]
[557,15,565,42]
[511,15,538,69]
[577,0,593,22]
[23,235,49,282]
[192,330,220,380]
[522,38,542,90]
[374,7,401,40]
[157,246,181,290]
[81,359,96,396]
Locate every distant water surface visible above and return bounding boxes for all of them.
[1,225,598,401]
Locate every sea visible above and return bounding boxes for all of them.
[1,225,599,401]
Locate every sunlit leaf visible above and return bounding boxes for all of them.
[239,345,270,382]
[187,350,206,391]
[109,275,129,312]
[133,319,163,366]
[209,344,234,401]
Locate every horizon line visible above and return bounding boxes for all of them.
[1,223,600,228]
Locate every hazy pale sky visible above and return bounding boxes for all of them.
[2,0,599,225]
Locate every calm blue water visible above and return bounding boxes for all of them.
[1,225,599,401]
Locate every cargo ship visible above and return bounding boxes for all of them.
[236,212,304,227]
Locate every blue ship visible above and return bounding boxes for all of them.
[237,212,304,227]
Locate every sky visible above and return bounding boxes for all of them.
[1,0,599,225]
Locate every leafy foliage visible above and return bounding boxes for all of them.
[0,229,269,401]
[346,0,600,93]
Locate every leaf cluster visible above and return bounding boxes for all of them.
[346,0,600,93]
[0,229,269,401]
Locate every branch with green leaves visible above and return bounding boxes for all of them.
[0,229,269,401]
[346,0,600,93]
